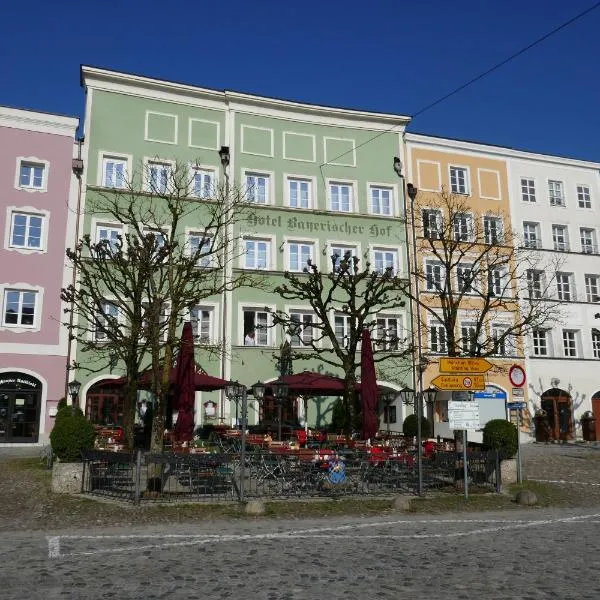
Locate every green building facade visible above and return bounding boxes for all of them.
[76,66,413,432]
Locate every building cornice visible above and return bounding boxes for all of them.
[406,132,600,171]
[0,106,78,137]
[81,66,411,131]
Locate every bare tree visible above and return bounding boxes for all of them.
[407,187,564,364]
[270,252,412,434]
[63,160,253,449]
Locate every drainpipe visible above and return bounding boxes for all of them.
[64,137,84,402]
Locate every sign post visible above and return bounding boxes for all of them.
[448,400,480,500]
[508,364,527,484]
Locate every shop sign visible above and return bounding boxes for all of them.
[0,373,41,390]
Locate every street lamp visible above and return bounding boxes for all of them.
[394,157,425,496]
[68,379,81,410]
[269,381,289,441]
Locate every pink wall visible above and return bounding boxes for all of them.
[0,126,75,345]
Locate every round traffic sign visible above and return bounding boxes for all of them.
[509,365,526,388]
[463,377,473,388]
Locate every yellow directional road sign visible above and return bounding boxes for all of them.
[439,357,493,374]
[431,374,486,391]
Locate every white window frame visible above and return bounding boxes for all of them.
[328,242,361,273]
[577,184,592,209]
[453,212,474,242]
[186,229,214,268]
[548,180,565,207]
[1,286,41,331]
[375,314,404,351]
[428,318,447,354]
[556,272,574,302]
[92,298,121,343]
[457,263,478,295]
[488,265,509,298]
[562,329,579,358]
[142,225,170,261]
[94,221,124,256]
[144,158,174,194]
[491,323,515,357]
[189,165,217,199]
[285,175,315,210]
[4,207,49,254]
[532,329,551,357]
[98,153,132,189]
[585,274,600,303]
[367,183,397,217]
[189,304,218,344]
[580,228,597,255]
[523,222,541,249]
[243,169,273,205]
[285,238,317,273]
[425,260,446,293]
[483,216,504,245]
[139,300,170,344]
[15,157,49,193]
[520,178,536,203]
[327,179,355,213]
[527,269,545,299]
[287,308,316,348]
[422,208,443,240]
[371,246,400,276]
[592,329,600,359]
[460,320,479,355]
[241,235,274,271]
[240,304,274,346]
[333,311,352,349]
[449,165,469,195]
[552,224,569,251]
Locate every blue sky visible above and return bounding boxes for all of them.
[1,0,599,161]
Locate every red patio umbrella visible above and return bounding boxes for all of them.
[360,329,379,440]
[267,371,361,396]
[112,367,228,392]
[173,322,196,442]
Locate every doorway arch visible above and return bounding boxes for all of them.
[541,388,574,441]
[0,371,43,443]
[591,391,600,440]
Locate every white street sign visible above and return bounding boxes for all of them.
[512,387,525,398]
[448,400,480,430]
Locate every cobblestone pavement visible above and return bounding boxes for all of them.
[2,507,600,599]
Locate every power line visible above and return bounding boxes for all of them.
[319,1,600,170]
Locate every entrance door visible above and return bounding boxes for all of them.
[541,388,573,441]
[0,373,42,443]
[592,394,600,439]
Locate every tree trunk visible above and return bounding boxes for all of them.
[343,371,357,437]
[121,380,137,450]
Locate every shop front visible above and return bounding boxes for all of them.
[0,372,42,443]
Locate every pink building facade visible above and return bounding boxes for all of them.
[0,106,79,444]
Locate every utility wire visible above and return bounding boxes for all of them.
[319,1,600,170]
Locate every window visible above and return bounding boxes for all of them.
[585,275,600,303]
[429,322,447,354]
[188,232,212,267]
[140,301,169,342]
[331,245,358,272]
[453,213,473,241]
[10,213,43,249]
[450,166,468,194]
[243,309,269,345]
[592,329,600,359]
[384,405,397,424]
[3,290,37,327]
[562,330,579,358]
[527,269,544,299]
[373,248,399,275]
[460,322,478,355]
[102,157,128,189]
[492,325,514,356]
[548,180,565,206]
[556,272,574,301]
[95,300,119,342]
[370,186,393,216]
[329,182,352,212]
[19,162,45,190]
[288,178,311,209]
[422,209,442,240]
[375,316,402,351]
[147,161,172,193]
[190,306,213,343]
[288,242,313,272]
[425,261,445,292]
[244,239,270,270]
[523,222,541,249]
[334,313,351,348]
[457,264,477,294]
[521,178,536,203]
[483,216,503,245]
[580,228,597,254]
[246,173,269,204]
[577,185,591,209]
[552,225,569,251]
[191,168,214,199]
[488,266,508,297]
[96,224,122,255]
[143,228,167,260]
[532,329,550,356]
[289,311,313,347]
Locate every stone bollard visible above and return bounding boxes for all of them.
[514,490,538,506]
[51,462,84,494]
[245,500,266,515]
[391,496,413,511]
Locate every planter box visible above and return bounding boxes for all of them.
[500,458,517,485]
[51,462,84,494]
